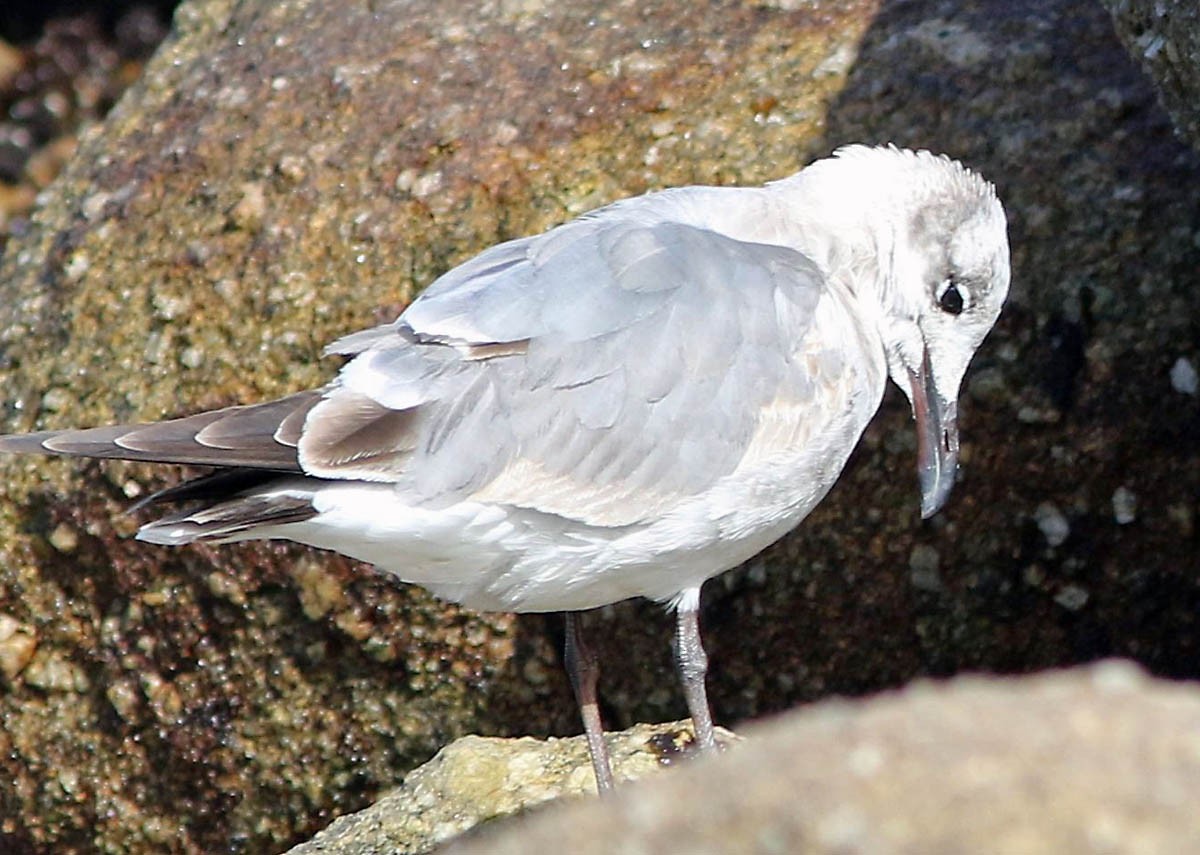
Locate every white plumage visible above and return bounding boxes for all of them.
[0,145,1010,790]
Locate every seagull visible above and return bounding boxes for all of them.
[0,145,1009,792]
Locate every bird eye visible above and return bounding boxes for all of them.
[938,283,964,315]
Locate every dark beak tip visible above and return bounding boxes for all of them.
[920,494,945,520]
[908,351,961,523]
[918,461,958,520]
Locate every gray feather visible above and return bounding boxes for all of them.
[324,218,830,524]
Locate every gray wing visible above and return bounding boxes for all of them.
[0,215,832,530]
[305,216,828,526]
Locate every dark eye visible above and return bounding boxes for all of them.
[939,283,964,315]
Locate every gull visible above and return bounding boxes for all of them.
[0,145,1010,792]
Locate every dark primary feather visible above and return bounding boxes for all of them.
[137,487,319,544]
[0,392,321,470]
[128,468,295,514]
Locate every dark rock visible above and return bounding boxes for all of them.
[1103,0,1200,150]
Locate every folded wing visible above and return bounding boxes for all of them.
[305,215,829,526]
[1,213,833,532]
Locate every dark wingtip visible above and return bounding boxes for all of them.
[0,425,144,459]
[0,397,312,470]
[0,432,58,455]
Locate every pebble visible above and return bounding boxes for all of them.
[1170,357,1197,395]
[1054,584,1090,611]
[105,678,141,722]
[0,614,37,680]
[411,170,444,198]
[47,523,78,553]
[277,153,307,182]
[229,180,267,231]
[23,651,89,692]
[1034,502,1070,547]
[180,346,205,369]
[39,387,72,412]
[1112,487,1137,525]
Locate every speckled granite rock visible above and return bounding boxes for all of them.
[1,0,1199,851]
[1102,0,1200,150]
[287,721,734,855]
[437,664,1200,855]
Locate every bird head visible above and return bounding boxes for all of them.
[862,148,1010,518]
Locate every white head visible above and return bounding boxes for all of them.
[785,146,1010,516]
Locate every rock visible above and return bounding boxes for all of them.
[1112,486,1138,525]
[1053,584,1090,612]
[0,0,877,849]
[287,721,735,855]
[1102,0,1200,150]
[0,0,1199,850]
[293,665,1200,854]
[1170,356,1197,395]
[1034,501,1070,547]
[0,614,37,680]
[22,649,89,693]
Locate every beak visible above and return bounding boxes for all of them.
[908,350,959,519]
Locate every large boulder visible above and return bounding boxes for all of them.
[439,664,1200,855]
[0,0,878,849]
[0,0,1197,850]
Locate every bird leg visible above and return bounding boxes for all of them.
[563,610,615,792]
[674,587,717,751]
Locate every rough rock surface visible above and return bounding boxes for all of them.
[0,0,1197,851]
[1102,0,1200,150]
[0,7,170,246]
[287,721,734,855]
[437,664,1200,855]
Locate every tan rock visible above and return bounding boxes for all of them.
[289,721,734,854]
[438,665,1200,855]
[0,614,37,680]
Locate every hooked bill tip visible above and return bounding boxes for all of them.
[918,458,958,519]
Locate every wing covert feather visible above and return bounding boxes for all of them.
[307,216,837,527]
